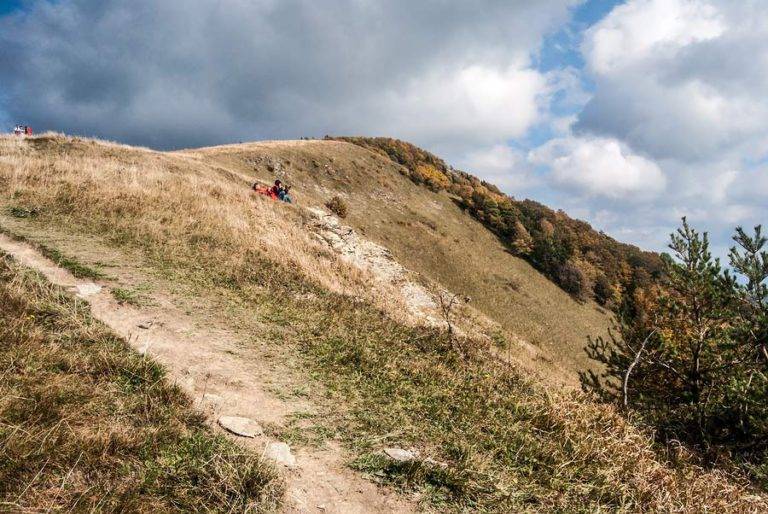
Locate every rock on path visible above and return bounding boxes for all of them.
[217,416,264,438]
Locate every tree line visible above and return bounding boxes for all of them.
[329,136,663,307]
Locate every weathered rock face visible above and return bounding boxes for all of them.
[307,207,441,324]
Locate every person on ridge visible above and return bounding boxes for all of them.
[278,184,292,203]
[270,180,283,198]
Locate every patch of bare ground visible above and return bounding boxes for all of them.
[0,229,413,513]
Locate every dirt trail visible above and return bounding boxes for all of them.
[0,232,413,514]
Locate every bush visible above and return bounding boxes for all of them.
[326,196,348,218]
[557,259,592,301]
[593,273,615,306]
[584,220,768,484]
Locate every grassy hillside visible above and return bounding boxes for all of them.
[328,136,663,309]
[0,133,765,511]
[0,254,281,512]
[184,137,611,379]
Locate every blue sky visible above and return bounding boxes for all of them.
[0,1,22,15]
[1,0,767,256]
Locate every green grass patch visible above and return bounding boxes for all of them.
[37,244,106,280]
[111,284,152,306]
[8,205,40,219]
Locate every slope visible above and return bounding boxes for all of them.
[0,247,282,512]
[182,139,611,380]
[1,133,765,511]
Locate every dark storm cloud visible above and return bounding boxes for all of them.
[0,0,575,149]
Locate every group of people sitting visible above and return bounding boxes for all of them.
[253,179,292,203]
[13,125,33,136]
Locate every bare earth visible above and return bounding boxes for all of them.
[0,231,413,514]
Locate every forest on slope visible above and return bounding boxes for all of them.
[329,136,663,311]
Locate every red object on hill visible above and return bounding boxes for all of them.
[12,125,33,136]
[253,184,278,200]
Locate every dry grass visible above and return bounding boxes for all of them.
[187,138,612,381]
[0,134,376,298]
[0,254,282,512]
[298,296,767,512]
[1,133,766,511]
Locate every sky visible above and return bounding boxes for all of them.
[1,0,767,257]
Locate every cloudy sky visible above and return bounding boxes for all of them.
[2,0,767,256]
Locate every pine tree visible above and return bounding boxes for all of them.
[727,226,768,452]
[583,219,742,445]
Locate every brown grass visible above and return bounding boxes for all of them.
[0,253,282,512]
[185,137,612,381]
[300,295,767,512]
[1,133,765,511]
[3,134,418,304]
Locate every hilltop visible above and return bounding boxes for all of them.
[0,133,764,512]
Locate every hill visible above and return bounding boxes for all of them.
[183,137,614,380]
[0,133,765,511]
[327,136,664,309]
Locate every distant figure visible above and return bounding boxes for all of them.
[270,179,282,197]
[279,185,292,203]
[12,125,32,136]
[252,179,293,203]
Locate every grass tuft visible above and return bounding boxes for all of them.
[37,244,106,280]
[8,205,39,218]
[111,284,152,306]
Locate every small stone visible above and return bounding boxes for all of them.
[218,416,263,438]
[317,505,327,512]
[383,448,416,462]
[265,441,296,467]
[138,321,153,329]
[75,283,102,298]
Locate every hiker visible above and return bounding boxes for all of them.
[13,125,22,136]
[278,184,292,203]
[270,180,283,198]
[252,182,274,197]
[251,179,293,203]
[24,126,32,136]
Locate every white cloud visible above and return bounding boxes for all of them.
[530,136,666,199]
[459,144,538,193]
[577,0,768,163]
[583,0,724,74]
[0,0,575,150]
[376,62,549,147]
[542,0,768,255]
